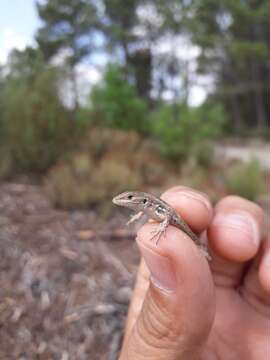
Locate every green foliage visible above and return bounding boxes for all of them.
[0,147,13,180]
[225,159,264,200]
[101,0,155,102]
[36,0,99,110]
[36,0,98,64]
[0,48,78,173]
[151,102,225,161]
[188,0,270,129]
[90,65,149,133]
[34,0,270,133]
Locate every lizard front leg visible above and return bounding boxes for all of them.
[126,211,143,226]
[150,217,170,245]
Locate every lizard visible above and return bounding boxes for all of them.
[112,191,211,261]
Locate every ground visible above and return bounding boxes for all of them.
[0,175,269,360]
[0,179,139,360]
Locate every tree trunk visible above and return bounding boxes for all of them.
[128,48,152,104]
[251,62,267,128]
[230,95,244,131]
[70,65,79,112]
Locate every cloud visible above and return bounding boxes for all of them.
[77,63,102,104]
[188,86,207,107]
[59,62,102,108]
[0,27,32,64]
[0,29,102,107]
[51,48,103,107]
[153,34,213,106]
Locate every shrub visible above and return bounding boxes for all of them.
[0,48,81,173]
[45,155,142,210]
[225,159,264,200]
[44,164,89,208]
[44,128,146,210]
[83,127,169,186]
[44,127,172,210]
[90,64,149,133]
[94,159,142,198]
[82,127,143,160]
[0,147,13,180]
[191,141,215,168]
[150,102,225,162]
[2,68,76,172]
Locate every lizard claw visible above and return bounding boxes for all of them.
[149,226,167,245]
[199,245,212,261]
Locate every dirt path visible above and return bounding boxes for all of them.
[215,141,270,169]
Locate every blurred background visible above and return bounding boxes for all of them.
[0,0,270,359]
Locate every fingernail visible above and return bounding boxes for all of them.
[177,191,213,216]
[137,241,176,292]
[213,211,260,246]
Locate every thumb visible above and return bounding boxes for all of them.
[120,223,215,360]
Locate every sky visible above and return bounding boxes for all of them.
[0,1,207,106]
[0,0,102,107]
[0,0,40,63]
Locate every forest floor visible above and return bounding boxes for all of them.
[0,179,139,360]
[0,170,269,359]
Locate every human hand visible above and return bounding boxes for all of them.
[119,186,270,359]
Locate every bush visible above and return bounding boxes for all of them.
[44,128,146,209]
[192,141,215,168]
[225,159,264,200]
[44,152,142,210]
[82,126,143,160]
[44,127,173,210]
[150,102,225,162]
[90,64,149,133]
[2,68,76,172]
[0,147,13,180]
[45,163,91,208]
[82,127,170,186]
[0,48,80,173]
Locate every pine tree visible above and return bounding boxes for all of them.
[36,0,99,109]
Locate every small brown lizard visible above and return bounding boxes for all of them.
[112,191,211,260]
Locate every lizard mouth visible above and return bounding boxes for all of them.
[112,192,139,205]
[112,195,121,204]
[112,193,130,205]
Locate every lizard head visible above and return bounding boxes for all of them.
[112,191,151,211]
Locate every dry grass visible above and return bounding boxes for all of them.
[44,128,158,210]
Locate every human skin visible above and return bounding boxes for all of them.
[119,186,270,360]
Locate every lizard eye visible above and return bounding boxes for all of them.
[127,195,133,200]
[143,198,147,204]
